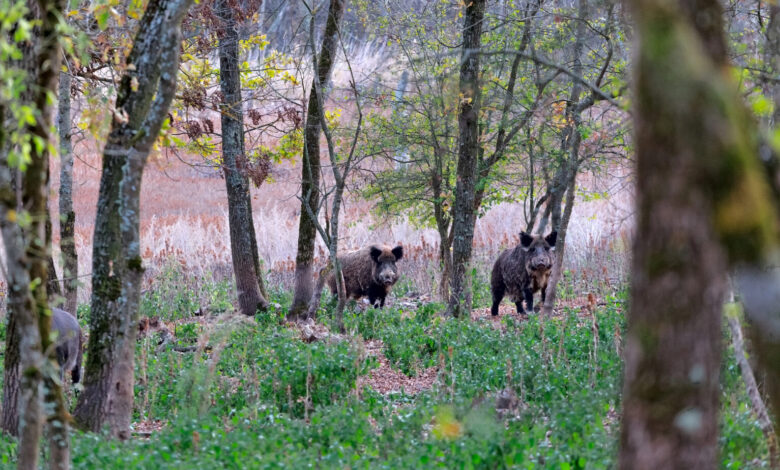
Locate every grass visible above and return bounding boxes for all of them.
[0,268,770,469]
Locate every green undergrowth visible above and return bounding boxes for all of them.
[0,275,772,468]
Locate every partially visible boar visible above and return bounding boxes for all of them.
[490,231,557,316]
[326,244,404,308]
[52,308,83,384]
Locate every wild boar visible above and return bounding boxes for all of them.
[490,231,557,316]
[326,244,404,308]
[52,308,83,384]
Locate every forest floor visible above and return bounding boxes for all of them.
[0,271,766,469]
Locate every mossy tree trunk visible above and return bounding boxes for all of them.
[216,0,268,316]
[446,0,486,318]
[72,0,192,438]
[0,0,69,466]
[619,0,777,463]
[288,0,345,320]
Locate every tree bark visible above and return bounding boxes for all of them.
[619,0,741,464]
[446,0,486,318]
[46,217,62,298]
[541,170,576,315]
[0,308,20,436]
[288,0,345,320]
[0,0,69,466]
[216,0,268,316]
[58,66,78,315]
[72,0,192,437]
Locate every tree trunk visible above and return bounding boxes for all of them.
[437,223,452,302]
[0,0,70,467]
[446,0,486,318]
[58,67,78,315]
[619,0,738,464]
[541,0,591,315]
[726,309,778,466]
[1,308,20,436]
[288,0,345,320]
[216,0,268,316]
[765,5,780,128]
[46,217,62,298]
[73,0,192,437]
[542,170,576,315]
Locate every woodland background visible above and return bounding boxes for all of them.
[0,0,779,468]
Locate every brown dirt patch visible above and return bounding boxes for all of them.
[358,339,437,396]
[133,419,166,438]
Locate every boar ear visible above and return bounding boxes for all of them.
[520,232,533,250]
[370,246,382,263]
[545,231,558,248]
[392,245,403,261]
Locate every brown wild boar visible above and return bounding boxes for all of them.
[326,244,404,308]
[490,231,557,316]
[52,307,83,383]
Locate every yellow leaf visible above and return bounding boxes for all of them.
[432,406,462,440]
[6,210,16,223]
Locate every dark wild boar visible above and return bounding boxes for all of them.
[326,244,403,308]
[52,307,83,383]
[490,231,557,316]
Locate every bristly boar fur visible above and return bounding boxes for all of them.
[52,307,84,384]
[490,231,557,316]
[326,244,403,308]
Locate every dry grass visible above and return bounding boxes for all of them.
[0,141,631,305]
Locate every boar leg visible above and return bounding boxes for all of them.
[491,284,505,316]
[523,287,534,314]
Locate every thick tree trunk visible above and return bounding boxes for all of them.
[446,0,486,318]
[58,67,78,315]
[73,0,191,437]
[216,0,268,316]
[288,0,345,320]
[0,0,70,467]
[619,0,743,464]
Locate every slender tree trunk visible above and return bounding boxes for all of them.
[542,171,576,315]
[765,5,780,128]
[1,308,20,436]
[58,67,78,315]
[437,223,452,302]
[446,0,486,318]
[216,0,268,316]
[541,0,591,315]
[726,310,778,466]
[288,0,345,320]
[0,104,19,438]
[46,217,62,298]
[73,0,192,437]
[619,0,740,464]
[0,159,22,438]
